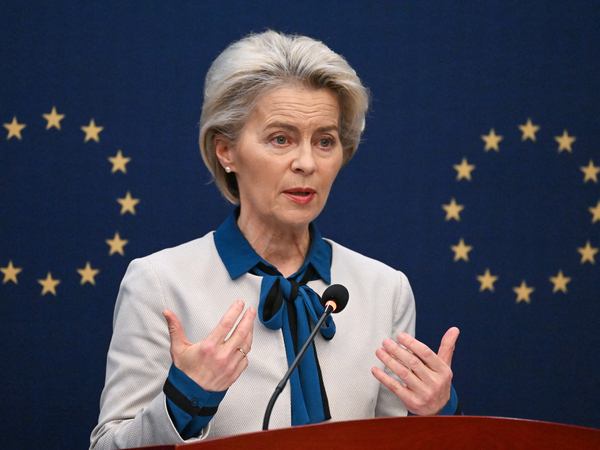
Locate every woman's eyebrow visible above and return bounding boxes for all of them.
[315,125,339,134]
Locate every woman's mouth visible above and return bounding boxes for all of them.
[283,188,316,204]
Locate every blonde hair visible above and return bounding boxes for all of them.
[200,30,370,203]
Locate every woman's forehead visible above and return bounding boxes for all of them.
[250,87,340,130]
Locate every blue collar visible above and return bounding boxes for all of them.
[214,208,331,283]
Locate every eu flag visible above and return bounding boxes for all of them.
[1,2,599,449]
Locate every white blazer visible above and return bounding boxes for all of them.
[90,232,415,449]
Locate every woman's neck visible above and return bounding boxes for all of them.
[237,213,311,278]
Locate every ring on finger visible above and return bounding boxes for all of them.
[237,347,247,358]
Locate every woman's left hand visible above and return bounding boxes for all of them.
[371,327,459,415]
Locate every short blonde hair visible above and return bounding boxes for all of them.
[199,30,370,203]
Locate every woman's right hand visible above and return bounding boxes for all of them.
[162,300,256,392]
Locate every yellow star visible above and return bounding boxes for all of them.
[549,270,571,294]
[108,150,131,174]
[117,191,140,215]
[442,198,464,221]
[578,241,598,264]
[3,117,26,140]
[580,160,600,183]
[81,119,104,142]
[477,268,498,292]
[106,232,128,256]
[77,262,100,285]
[38,272,60,296]
[1,260,22,284]
[451,238,472,262]
[453,158,475,181]
[554,129,576,153]
[519,118,540,141]
[513,281,534,304]
[481,128,503,152]
[589,201,600,223]
[42,107,65,130]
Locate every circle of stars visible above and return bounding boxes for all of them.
[442,119,598,304]
[2,107,140,296]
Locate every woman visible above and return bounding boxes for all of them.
[90,30,460,449]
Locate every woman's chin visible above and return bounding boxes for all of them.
[240,199,326,233]
[274,206,323,229]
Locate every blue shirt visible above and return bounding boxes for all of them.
[214,207,332,282]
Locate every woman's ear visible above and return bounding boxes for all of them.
[214,135,236,172]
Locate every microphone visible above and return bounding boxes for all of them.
[320,283,349,314]
[262,284,349,431]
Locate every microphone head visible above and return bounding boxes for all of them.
[321,284,349,313]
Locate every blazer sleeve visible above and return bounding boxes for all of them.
[373,270,416,417]
[90,257,208,449]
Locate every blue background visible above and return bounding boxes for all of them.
[1,1,599,448]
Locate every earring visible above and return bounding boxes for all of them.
[225,167,231,173]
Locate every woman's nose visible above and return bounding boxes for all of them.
[291,142,317,174]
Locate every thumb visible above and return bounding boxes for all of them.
[437,327,460,368]
[162,310,189,359]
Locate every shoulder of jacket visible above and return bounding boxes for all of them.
[325,238,400,276]
[126,232,218,275]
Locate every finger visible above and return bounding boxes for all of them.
[396,332,444,372]
[376,346,427,392]
[437,327,460,368]
[234,346,248,359]
[381,339,434,384]
[205,300,246,343]
[243,308,255,349]
[162,310,190,358]
[232,310,255,360]
[371,366,417,407]
[225,306,257,351]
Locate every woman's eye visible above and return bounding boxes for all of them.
[320,138,332,148]
[274,136,287,145]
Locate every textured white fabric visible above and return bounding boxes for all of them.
[90,232,415,449]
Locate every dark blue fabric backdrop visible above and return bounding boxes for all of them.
[1,1,599,448]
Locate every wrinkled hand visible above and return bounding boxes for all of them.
[162,300,256,392]
[371,327,459,415]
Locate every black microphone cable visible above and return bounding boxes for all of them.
[262,284,349,431]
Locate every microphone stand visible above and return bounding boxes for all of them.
[262,304,334,431]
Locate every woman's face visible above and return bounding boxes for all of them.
[217,86,343,232]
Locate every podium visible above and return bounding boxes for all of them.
[132,416,600,450]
